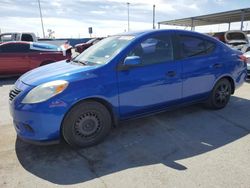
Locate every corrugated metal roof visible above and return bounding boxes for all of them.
[158,8,250,27]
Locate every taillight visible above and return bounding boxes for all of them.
[239,55,247,63]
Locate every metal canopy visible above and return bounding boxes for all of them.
[158,8,250,30]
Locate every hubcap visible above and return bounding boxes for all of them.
[74,112,101,138]
[215,83,230,105]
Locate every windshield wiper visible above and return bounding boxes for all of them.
[72,60,87,65]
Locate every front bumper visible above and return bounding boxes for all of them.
[9,80,70,143]
[10,103,63,143]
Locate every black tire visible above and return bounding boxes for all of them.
[206,78,232,109]
[62,101,112,148]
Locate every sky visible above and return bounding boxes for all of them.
[0,0,250,38]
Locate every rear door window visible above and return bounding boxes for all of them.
[179,35,215,58]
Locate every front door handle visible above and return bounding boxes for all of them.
[166,71,176,77]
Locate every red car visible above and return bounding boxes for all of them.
[74,38,104,53]
[0,41,71,77]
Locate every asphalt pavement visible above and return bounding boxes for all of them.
[0,77,249,188]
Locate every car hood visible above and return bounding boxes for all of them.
[20,60,97,86]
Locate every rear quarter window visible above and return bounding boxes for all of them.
[179,35,216,58]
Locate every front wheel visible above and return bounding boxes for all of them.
[206,78,232,109]
[62,101,112,148]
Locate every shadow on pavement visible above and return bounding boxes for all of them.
[15,96,250,185]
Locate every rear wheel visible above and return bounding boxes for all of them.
[206,78,232,109]
[62,101,112,148]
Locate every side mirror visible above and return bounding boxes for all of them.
[117,56,141,71]
[123,56,141,67]
[124,56,141,66]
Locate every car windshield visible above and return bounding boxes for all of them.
[226,32,247,41]
[73,35,134,65]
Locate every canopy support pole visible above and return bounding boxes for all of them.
[240,10,245,30]
[191,18,195,31]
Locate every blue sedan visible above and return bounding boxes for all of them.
[9,29,247,147]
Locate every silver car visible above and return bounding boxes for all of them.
[244,51,250,76]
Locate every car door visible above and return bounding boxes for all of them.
[0,43,30,74]
[117,33,182,118]
[176,33,218,100]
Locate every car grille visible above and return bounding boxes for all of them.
[9,88,21,101]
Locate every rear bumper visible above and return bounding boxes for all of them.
[234,67,247,90]
[247,63,250,76]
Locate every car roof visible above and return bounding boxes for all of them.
[113,29,218,45]
[0,32,20,36]
[115,29,213,38]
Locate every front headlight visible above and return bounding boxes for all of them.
[22,80,68,104]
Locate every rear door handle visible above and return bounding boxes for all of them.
[213,63,223,68]
[166,71,176,77]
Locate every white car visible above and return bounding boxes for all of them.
[244,51,250,76]
[214,31,250,53]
